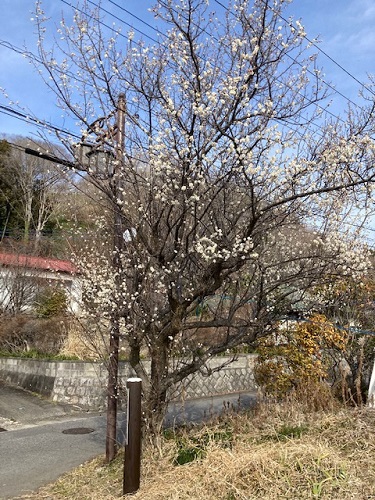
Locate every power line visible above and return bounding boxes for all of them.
[59,0,159,44]
[253,0,375,99]
[107,0,157,35]
[53,0,335,146]
[212,0,370,118]
[1,39,326,144]
[2,0,369,143]
[101,0,357,121]
[0,39,99,91]
[0,40,42,63]
[0,39,153,133]
[0,105,81,139]
[214,0,375,100]
[81,0,368,131]
[2,0,364,140]
[4,139,124,218]
[1,0,373,153]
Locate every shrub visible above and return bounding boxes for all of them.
[255,314,347,398]
[0,314,69,355]
[34,288,67,318]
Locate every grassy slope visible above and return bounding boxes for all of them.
[17,402,375,500]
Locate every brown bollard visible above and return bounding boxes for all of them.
[123,378,142,495]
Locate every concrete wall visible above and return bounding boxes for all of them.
[0,355,257,409]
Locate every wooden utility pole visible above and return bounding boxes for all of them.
[23,97,127,463]
[106,93,126,462]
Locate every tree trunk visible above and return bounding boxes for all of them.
[34,190,47,253]
[22,181,34,244]
[354,338,365,406]
[143,386,168,445]
[144,343,169,439]
[105,315,120,462]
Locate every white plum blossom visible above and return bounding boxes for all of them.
[32,0,375,432]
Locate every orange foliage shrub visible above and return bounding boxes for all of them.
[255,314,347,397]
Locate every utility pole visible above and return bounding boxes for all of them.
[24,96,127,463]
[106,93,126,463]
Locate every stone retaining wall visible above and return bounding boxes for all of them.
[0,355,257,409]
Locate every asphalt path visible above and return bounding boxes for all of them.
[0,381,257,499]
[0,415,110,499]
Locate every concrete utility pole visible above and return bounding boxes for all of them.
[106,93,126,463]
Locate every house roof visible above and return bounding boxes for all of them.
[0,252,78,274]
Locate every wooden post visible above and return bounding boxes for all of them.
[123,377,142,495]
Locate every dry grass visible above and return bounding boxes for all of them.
[0,314,68,355]
[15,398,375,500]
[59,319,108,360]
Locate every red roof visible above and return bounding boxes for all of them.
[0,253,78,274]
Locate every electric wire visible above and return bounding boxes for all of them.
[252,0,375,99]
[63,0,369,136]
[1,0,370,145]
[0,105,81,139]
[213,0,375,100]
[60,0,159,44]
[209,0,372,122]
[1,1,374,174]
[100,0,372,118]
[0,0,367,143]
[47,0,335,150]
[107,0,157,34]
[0,40,153,133]
[3,139,127,221]
[59,0,341,122]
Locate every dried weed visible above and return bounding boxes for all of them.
[16,406,375,500]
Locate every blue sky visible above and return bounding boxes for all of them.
[1,0,374,137]
[287,0,375,98]
[1,1,375,240]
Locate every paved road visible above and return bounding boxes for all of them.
[0,380,95,431]
[0,381,256,499]
[0,415,110,499]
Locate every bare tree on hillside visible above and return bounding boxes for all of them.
[0,137,70,254]
[0,264,37,315]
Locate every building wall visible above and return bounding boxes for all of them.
[0,267,81,314]
[0,355,257,409]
